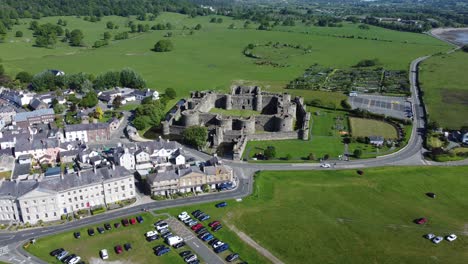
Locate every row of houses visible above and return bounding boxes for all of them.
[0,165,135,224]
[98,87,160,105]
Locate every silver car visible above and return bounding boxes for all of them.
[432,236,443,244]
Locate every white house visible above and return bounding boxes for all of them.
[113,147,135,170]
[133,89,159,101]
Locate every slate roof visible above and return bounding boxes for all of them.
[13,109,54,123]
[0,105,15,113]
[12,163,31,179]
[0,180,38,198]
[15,138,59,152]
[29,98,47,110]
[64,122,110,132]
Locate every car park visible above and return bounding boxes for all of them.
[432,236,443,244]
[146,230,158,237]
[173,242,186,249]
[73,232,80,239]
[69,256,81,264]
[226,253,240,262]
[425,233,435,239]
[130,218,137,225]
[155,222,169,231]
[122,219,129,226]
[136,215,144,223]
[68,256,81,264]
[50,248,64,257]
[97,227,105,234]
[446,234,457,242]
[215,202,227,208]
[214,243,229,253]
[208,221,220,227]
[146,234,160,241]
[184,254,198,262]
[180,250,192,257]
[124,243,132,251]
[212,225,223,232]
[115,245,123,254]
[100,249,109,260]
[104,223,112,230]
[87,228,95,236]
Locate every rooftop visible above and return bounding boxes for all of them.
[14,109,54,123]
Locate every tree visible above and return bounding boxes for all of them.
[194,24,202,30]
[153,39,173,52]
[133,115,151,130]
[210,17,216,23]
[119,68,146,88]
[112,95,123,109]
[201,184,209,193]
[228,23,235,29]
[308,153,316,160]
[80,91,98,108]
[93,71,120,90]
[353,149,363,158]
[285,153,293,160]
[94,106,104,120]
[164,88,177,99]
[216,18,223,24]
[183,126,208,149]
[264,146,276,160]
[462,45,468,53]
[69,29,84,46]
[106,21,115,29]
[15,31,23,37]
[103,32,111,40]
[15,71,33,83]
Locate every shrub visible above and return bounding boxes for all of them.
[285,154,293,160]
[264,146,276,160]
[153,39,173,52]
[91,206,106,215]
[307,153,316,160]
[354,149,363,158]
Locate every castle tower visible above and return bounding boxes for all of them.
[225,94,232,110]
[277,114,294,132]
[255,87,263,112]
[283,93,291,103]
[240,116,256,135]
[182,110,200,126]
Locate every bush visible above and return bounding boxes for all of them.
[285,154,293,160]
[341,99,352,110]
[15,30,23,37]
[354,149,363,158]
[307,153,316,160]
[264,146,276,160]
[355,58,379,67]
[462,45,468,53]
[91,206,106,215]
[164,87,177,99]
[153,39,173,52]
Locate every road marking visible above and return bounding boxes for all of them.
[192,242,200,248]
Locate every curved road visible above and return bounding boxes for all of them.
[1,54,468,263]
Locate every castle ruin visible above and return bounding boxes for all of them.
[162,86,311,160]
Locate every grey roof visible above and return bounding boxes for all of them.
[141,139,180,153]
[29,98,47,110]
[15,138,59,152]
[59,149,80,158]
[0,180,38,198]
[0,148,13,156]
[147,166,204,183]
[65,123,110,132]
[12,163,31,179]
[0,105,15,113]
[39,166,132,192]
[14,109,54,123]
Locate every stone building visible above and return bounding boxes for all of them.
[162,86,310,160]
[61,123,110,143]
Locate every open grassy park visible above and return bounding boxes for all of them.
[419,51,468,129]
[0,13,450,101]
[209,108,260,118]
[25,214,187,264]
[164,166,468,264]
[349,117,398,139]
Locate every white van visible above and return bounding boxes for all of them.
[166,236,183,246]
[100,249,109,260]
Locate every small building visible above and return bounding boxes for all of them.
[369,136,384,146]
[133,89,159,101]
[29,98,48,110]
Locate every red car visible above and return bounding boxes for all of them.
[191,223,203,231]
[115,245,123,254]
[130,218,137,225]
[415,218,428,225]
[208,221,220,228]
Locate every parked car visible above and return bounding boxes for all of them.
[63,254,76,263]
[214,243,229,253]
[100,249,109,260]
[155,247,170,256]
[208,239,220,246]
[153,245,166,251]
[154,220,165,225]
[122,219,129,226]
[87,228,95,236]
[187,220,198,227]
[146,234,160,242]
[73,232,80,239]
[201,233,214,242]
[56,250,69,260]
[97,227,105,234]
[130,218,137,225]
[432,236,443,244]
[50,248,64,257]
[415,218,428,225]
[146,230,158,237]
[212,241,224,249]
[208,221,220,228]
[69,256,81,264]
[104,223,112,230]
[215,202,227,208]
[173,242,186,249]
[212,225,223,232]
[115,245,123,254]
[425,233,435,240]
[155,222,169,231]
[162,232,173,239]
[446,234,457,242]
[179,250,192,257]
[136,215,144,223]
[178,211,189,220]
[188,260,200,264]
[184,254,198,263]
[198,215,210,221]
[191,210,201,216]
[226,253,240,262]
[124,243,132,251]
[195,227,207,234]
[191,223,203,231]
[183,218,193,224]
[114,222,121,228]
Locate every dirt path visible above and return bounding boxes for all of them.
[225,223,284,264]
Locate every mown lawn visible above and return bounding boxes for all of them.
[166,166,468,264]
[419,50,468,129]
[0,13,449,99]
[26,213,185,264]
[349,117,398,139]
[209,108,260,117]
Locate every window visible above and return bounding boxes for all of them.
[33,200,36,204]
[36,215,39,219]
[54,212,57,217]
[130,191,133,195]
[45,213,48,218]
[26,208,29,213]
[68,198,72,203]
[80,196,83,200]
[114,187,118,193]
[27,216,30,220]
[81,203,84,207]
[129,184,133,189]
[121,186,125,191]
[74,197,77,201]
[79,189,82,193]
[75,204,79,209]
[42,200,45,203]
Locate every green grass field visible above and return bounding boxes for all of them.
[349,117,398,139]
[0,13,449,99]
[26,214,186,264]
[209,108,260,117]
[419,51,468,129]
[165,166,468,264]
